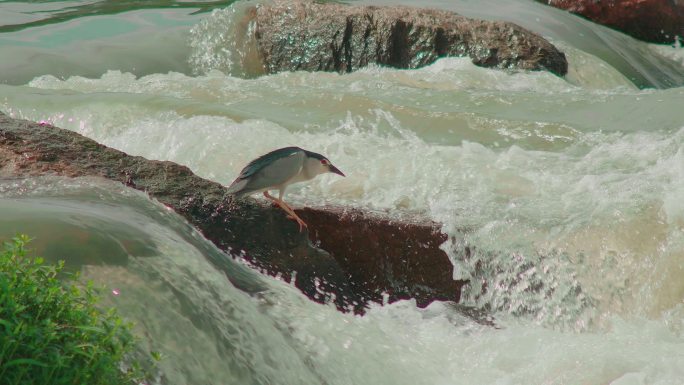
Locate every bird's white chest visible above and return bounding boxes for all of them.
[282,157,321,186]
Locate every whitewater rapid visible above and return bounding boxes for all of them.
[1,1,684,384]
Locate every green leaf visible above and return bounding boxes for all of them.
[0,235,153,384]
[3,358,49,368]
[72,325,106,334]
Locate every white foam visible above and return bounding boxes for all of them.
[2,58,683,333]
[2,3,684,383]
[650,41,684,69]
[5,177,684,385]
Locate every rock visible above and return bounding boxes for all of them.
[538,0,684,44]
[0,112,465,313]
[252,0,568,76]
[297,207,464,308]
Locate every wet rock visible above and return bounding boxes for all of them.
[297,207,465,308]
[0,112,464,313]
[537,0,684,44]
[253,0,568,76]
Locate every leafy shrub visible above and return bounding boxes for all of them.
[0,235,144,385]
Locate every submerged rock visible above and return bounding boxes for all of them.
[538,0,684,44]
[252,0,568,76]
[0,113,464,313]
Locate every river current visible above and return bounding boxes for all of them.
[1,1,684,384]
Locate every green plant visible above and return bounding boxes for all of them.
[0,234,145,385]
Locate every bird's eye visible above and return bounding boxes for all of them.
[321,159,329,165]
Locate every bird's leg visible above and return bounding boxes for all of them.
[278,202,308,232]
[263,191,307,232]
[280,203,308,232]
[277,202,304,228]
[277,189,296,213]
[275,189,299,220]
[263,191,283,209]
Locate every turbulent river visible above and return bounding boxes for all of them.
[1,1,684,384]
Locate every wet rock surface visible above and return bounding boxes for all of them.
[253,0,568,76]
[297,207,464,308]
[0,113,465,313]
[538,0,684,44]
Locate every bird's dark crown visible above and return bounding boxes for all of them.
[303,149,328,161]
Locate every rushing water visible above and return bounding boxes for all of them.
[1,1,684,384]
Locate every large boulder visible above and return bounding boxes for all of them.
[0,113,465,313]
[538,0,684,44]
[252,0,568,76]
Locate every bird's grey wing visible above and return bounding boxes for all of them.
[238,146,303,180]
[240,150,305,193]
[227,147,304,195]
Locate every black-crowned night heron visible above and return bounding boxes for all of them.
[226,146,345,231]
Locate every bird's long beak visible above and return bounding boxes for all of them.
[329,164,345,177]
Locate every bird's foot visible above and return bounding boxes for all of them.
[286,214,308,232]
[297,218,308,232]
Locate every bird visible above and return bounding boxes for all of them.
[226,146,345,231]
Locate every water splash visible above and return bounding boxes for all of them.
[188,2,264,77]
[3,45,684,341]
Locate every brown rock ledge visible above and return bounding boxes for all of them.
[0,112,465,313]
[537,0,684,44]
